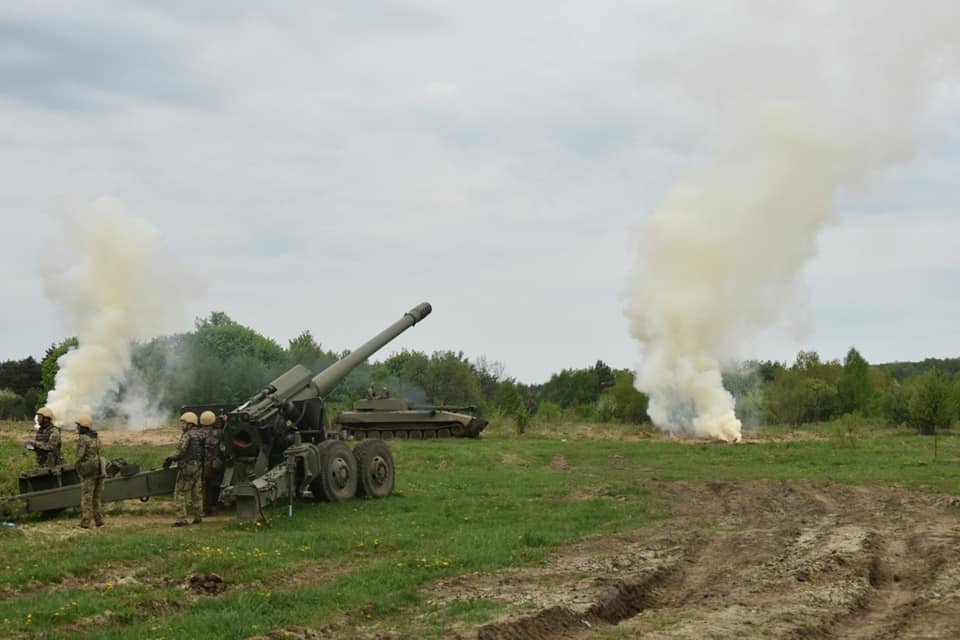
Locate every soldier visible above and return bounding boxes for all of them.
[367,383,377,400]
[74,414,105,529]
[198,410,223,515]
[380,386,391,399]
[28,407,63,468]
[164,411,205,527]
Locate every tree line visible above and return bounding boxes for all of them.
[726,348,960,434]
[0,314,957,434]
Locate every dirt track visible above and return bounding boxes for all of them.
[429,480,960,639]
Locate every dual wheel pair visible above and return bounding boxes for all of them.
[310,438,395,502]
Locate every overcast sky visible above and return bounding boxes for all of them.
[1,1,958,384]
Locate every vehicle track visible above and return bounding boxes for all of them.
[427,480,960,639]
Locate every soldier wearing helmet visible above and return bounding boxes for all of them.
[163,412,205,527]
[74,414,105,529]
[28,407,63,468]
[198,410,223,514]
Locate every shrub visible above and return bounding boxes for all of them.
[0,388,27,419]
[908,370,952,435]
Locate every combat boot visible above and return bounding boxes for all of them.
[172,520,189,527]
[191,517,203,525]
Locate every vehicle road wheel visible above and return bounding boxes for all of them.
[311,441,358,502]
[354,439,395,498]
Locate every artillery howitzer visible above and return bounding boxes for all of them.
[334,398,488,439]
[4,302,432,522]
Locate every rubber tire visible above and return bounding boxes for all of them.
[311,441,358,502]
[354,439,395,499]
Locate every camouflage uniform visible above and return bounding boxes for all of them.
[34,423,64,468]
[200,424,223,514]
[171,427,205,523]
[75,429,105,528]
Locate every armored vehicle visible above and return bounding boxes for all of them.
[334,398,488,439]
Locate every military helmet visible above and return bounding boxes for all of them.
[180,411,199,426]
[199,410,217,426]
[75,414,94,428]
[36,406,55,419]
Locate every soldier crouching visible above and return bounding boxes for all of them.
[164,412,205,527]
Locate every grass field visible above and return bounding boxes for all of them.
[1,419,959,639]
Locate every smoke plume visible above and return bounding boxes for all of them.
[624,2,958,441]
[42,197,195,428]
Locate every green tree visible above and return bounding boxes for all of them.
[540,368,601,408]
[594,360,615,390]
[908,370,952,435]
[39,337,79,404]
[0,357,42,396]
[837,347,874,414]
[603,370,650,424]
[287,330,334,370]
[473,355,504,402]
[879,380,911,426]
[765,368,839,425]
[0,388,28,419]
[495,378,528,434]
[192,312,286,364]
[424,351,483,406]
[381,350,484,407]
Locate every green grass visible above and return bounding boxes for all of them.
[1,420,960,638]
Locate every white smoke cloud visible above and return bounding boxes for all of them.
[624,1,959,441]
[42,197,197,428]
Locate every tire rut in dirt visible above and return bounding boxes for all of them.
[789,530,959,640]
[462,480,960,640]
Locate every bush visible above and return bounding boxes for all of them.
[830,412,863,447]
[533,401,563,425]
[879,381,911,427]
[908,370,952,435]
[0,388,27,419]
[595,395,618,423]
[605,371,650,424]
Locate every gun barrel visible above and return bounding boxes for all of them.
[311,302,431,396]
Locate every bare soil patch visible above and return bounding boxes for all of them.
[96,426,180,447]
[0,421,179,447]
[426,480,960,639]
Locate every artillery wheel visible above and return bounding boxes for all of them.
[311,441,358,502]
[354,439,395,498]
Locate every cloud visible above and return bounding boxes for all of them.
[0,1,957,385]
